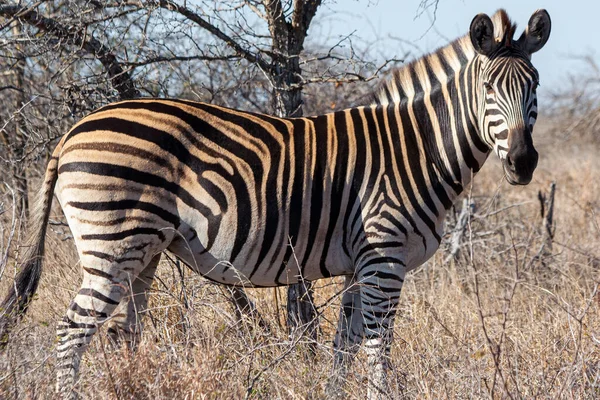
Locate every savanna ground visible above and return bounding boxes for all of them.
[0,112,599,399]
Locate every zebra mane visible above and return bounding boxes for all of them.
[371,9,517,106]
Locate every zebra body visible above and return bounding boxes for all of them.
[58,101,448,286]
[0,9,551,399]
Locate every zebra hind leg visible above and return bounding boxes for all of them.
[105,254,160,349]
[55,253,158,398]
[55,272,125,397]
[325,276,364,399]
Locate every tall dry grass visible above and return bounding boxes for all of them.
[0,112,599,399]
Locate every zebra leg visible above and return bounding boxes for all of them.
[55,245,162,397]
[326,276,364,398]
[105,254,160,348]
[358,257,405,400]
[55,270,126,397]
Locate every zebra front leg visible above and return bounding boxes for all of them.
[56,271,127,398]
[326,276,364,398]
[358,256,405,400]
[106,254,160,348]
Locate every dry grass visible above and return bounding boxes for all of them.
[1,114,600,399]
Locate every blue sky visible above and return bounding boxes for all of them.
[316,0,599,94]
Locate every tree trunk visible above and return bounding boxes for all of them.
[264,0,321,343]
[11,23,28,218]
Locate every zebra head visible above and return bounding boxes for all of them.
[470,9,551,185]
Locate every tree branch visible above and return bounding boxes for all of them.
[148,0,272,73]
[291,0,320,44]
[124,53,242,68]
[0,2,139,99]
[294,57,403,86]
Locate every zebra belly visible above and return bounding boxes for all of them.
[168,219,353,287]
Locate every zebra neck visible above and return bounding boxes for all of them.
[451,59,493,191]
[387,66,490,211]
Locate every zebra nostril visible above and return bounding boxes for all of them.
[506,155,515,171]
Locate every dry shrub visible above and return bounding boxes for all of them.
[1,114,600,399]
[544,57,600,145]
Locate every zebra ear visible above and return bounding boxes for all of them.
[518,9,551,55]
[470,13,496,56]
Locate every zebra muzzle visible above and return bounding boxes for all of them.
[504,130,538,185]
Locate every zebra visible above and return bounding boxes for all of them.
[0,8,550,399]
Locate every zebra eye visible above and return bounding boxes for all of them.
[484,82,495,96]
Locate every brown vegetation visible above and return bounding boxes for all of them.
[1,108,599,398]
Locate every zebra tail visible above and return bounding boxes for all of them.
[0,145,61,349]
